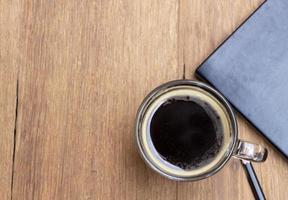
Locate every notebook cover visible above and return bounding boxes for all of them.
[196,0,288,158]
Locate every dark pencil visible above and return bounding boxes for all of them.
[241,160,266,200]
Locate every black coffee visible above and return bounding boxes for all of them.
[150,97,223,170]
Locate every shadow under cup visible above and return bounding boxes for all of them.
[135,80,266,181]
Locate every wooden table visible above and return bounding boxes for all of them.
[1,0,287,199]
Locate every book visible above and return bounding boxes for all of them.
[196,0,288,158]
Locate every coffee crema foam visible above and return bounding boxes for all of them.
[140,86,232,178]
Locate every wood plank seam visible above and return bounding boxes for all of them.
[10,78,19,200]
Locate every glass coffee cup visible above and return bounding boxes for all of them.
[135,80,267,181]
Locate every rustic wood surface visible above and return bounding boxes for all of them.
[1,0,287,199]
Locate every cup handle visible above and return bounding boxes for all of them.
[233,140,268,162]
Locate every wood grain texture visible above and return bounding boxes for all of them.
[13,0,180,199]
[0,0,19,199]
[0,0,286,199]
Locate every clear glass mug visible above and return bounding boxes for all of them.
[135,80,267,181]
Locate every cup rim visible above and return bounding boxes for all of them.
[135,80,238,181]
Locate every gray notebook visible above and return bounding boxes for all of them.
[196,0,288,158]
